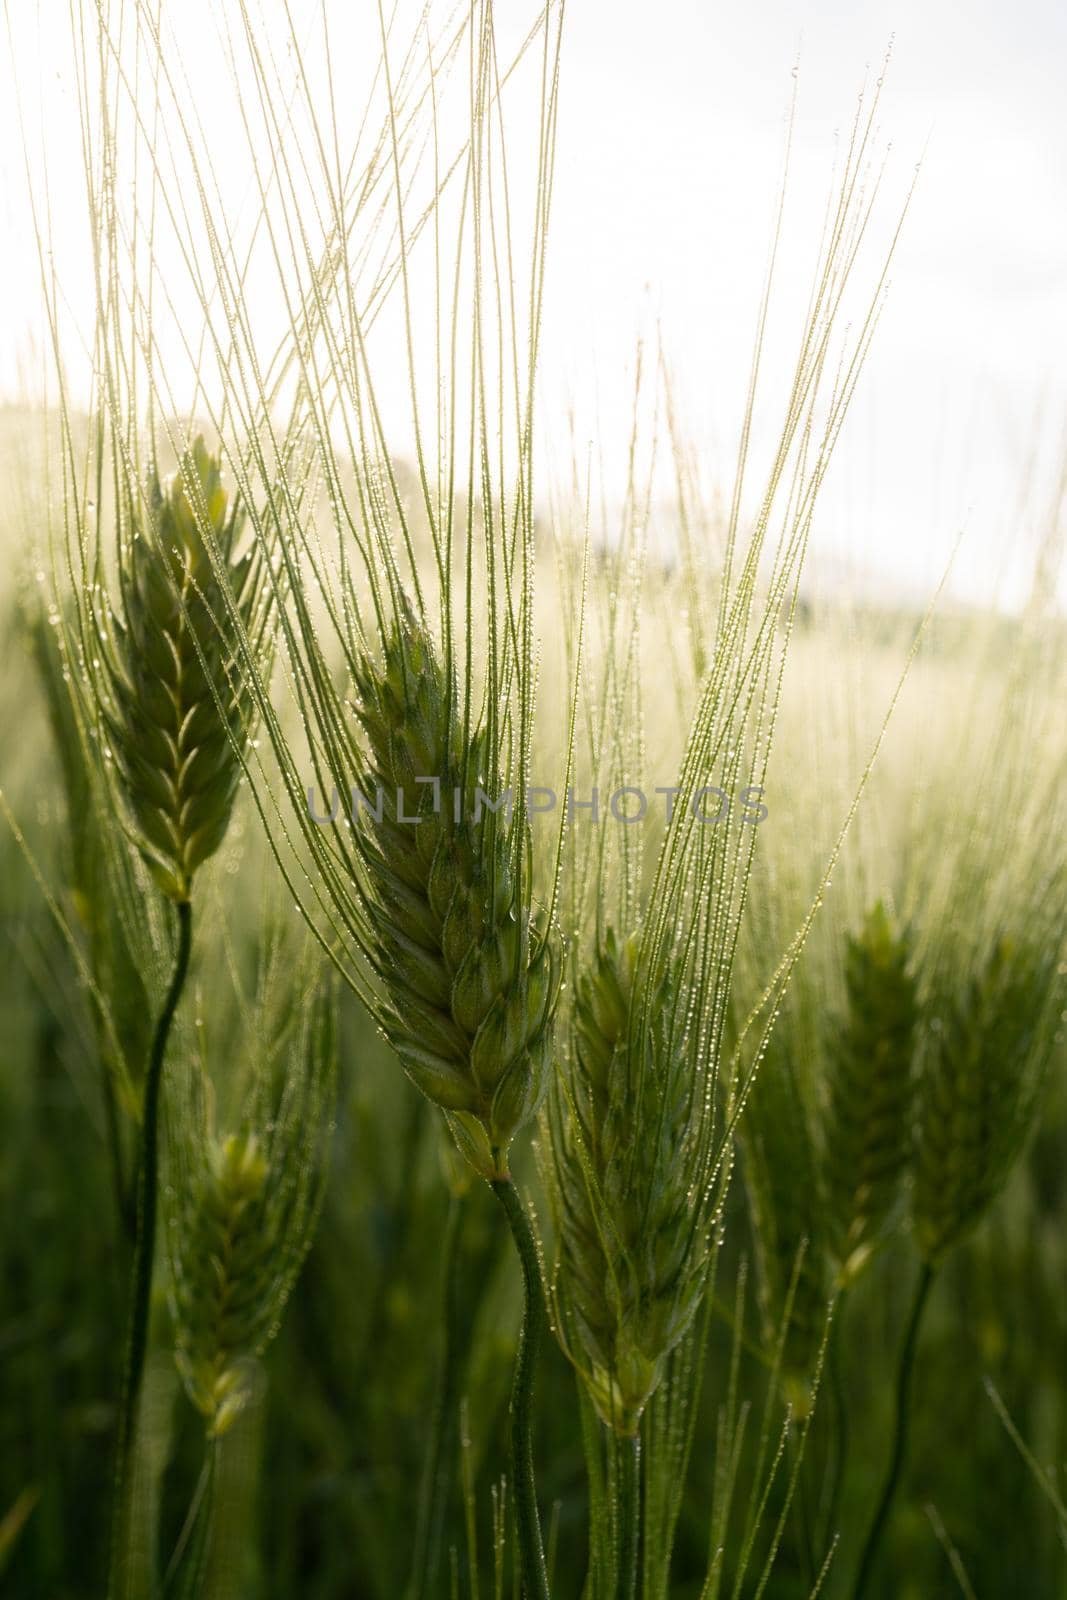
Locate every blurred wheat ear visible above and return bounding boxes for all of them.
[825,901,918,1285]
[913,933,1060,1265]
[169,985,336,1439]
[174,1132,274,1437]
[741,1033,830,1419]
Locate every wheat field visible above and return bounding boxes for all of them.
[0,4,1065,1598]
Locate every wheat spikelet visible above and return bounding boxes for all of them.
[824,902,918,1284]
[549,929,706,1436]
[173,1131,273,1436]
[102,438,266,903]
[740,1034,829,1418]
[169,990,334,1436]
[353,611,562,1180]
[912,934,1059,1266]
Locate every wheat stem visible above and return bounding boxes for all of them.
[409,1191,464,1600]
[852,1262,935,1598]
[109,898,193,1600]
[491,1178,551,1600]
[173,1439,218,1600]
[616,1429,641,1600]
[163,1442,214,1594]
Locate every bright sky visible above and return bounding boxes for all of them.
[2,0,1064,608]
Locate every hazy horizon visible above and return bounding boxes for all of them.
[2,0,1064,611]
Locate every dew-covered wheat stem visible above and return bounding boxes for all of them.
[491,1178,551,1600]
[616,1430,641,1600]
[109,897,192,1600]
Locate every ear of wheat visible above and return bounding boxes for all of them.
[97,437,275,1590]
[173,1131,273,1436]
[912,934,1060,1266]
[353,612,562,1182]
[824,902,918,1285]
[102,437,267,904]
[549,928,707,1437]
[169,986,336,1436]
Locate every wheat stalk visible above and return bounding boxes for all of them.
[88,439,273,1600]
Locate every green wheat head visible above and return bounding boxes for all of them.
[173,1130,274,1435]
[549,928,707,1436]
[824,901,918,1284]
[101,438,268,903]
[913,933,1061,1266]
[353,611,562,1181]
[169,987,335,1435]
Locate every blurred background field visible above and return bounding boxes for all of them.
[0,391,1064,1597]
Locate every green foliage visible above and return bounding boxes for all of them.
[30,604,156,1116]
